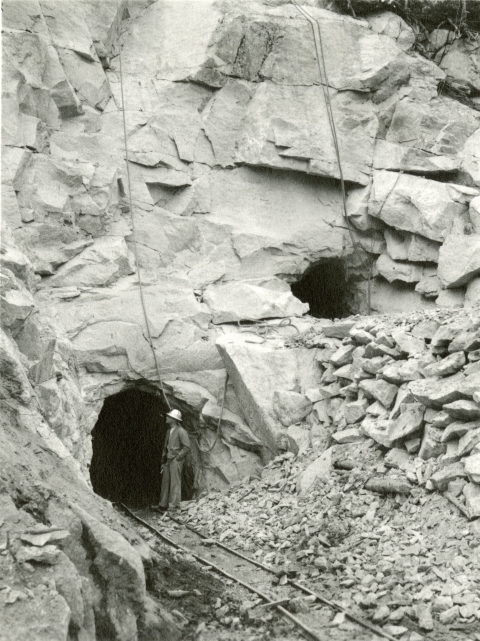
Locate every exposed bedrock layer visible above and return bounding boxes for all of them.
[2,1,480,638]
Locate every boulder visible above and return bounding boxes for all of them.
[330,344,356,367]
[389,402,425,443]
[297,447,333,494]
[203,281,308,324]
[423,352,466,377]
[75,506,146,641]
[430,462,468,491]
[361,416,394,447]
[344,398,369,425]
[409,372,480,408]
[441,421,479,443]
[415,274,442,299]
[436,288,465,308]
[443,400,480,421]
[375,97,480,174]
[465,277,480,306]
[201,399,263,452]
[458,428,480,458]
[272,391,312,427]
[438,218,480,288]
[216,335,322,457]
[464,453,480,483]
[463,483,480,518]
[369,171,477,242]
[418,424,447,460]
[359,378,398,409]
[439,37,480,93]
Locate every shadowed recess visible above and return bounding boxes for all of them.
[291,259,350,319]
[90,388,194,506]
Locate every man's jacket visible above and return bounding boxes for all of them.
[163,425,191,463]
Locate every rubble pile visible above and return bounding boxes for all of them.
[182,436,480,638]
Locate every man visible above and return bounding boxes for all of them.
[157,409,190,511]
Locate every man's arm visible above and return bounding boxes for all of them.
[175,428,191,461]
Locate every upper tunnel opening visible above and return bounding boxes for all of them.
[89,387,194,507]
[291,259,351,320]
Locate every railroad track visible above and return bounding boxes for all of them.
[120,504,399,641]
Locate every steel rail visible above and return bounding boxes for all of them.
[120,505,398,641]
[120,504,327,641]
[166,513,399,641]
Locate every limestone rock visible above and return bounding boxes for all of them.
[458,428,480,458]
[441,421,479,442]
[344,398,369,425]
[359,379,398,409]
[332,427,364,444]
[273,391,312,428]
[384,228,440,263]
[0,584,72,641]
[415,274,442,299]
[203,281,308,324]
[390,403,425,442]
[297,447,333,494]
[419,424,447,460]
[465,277,480,306]
[444,399,480,421]
[376,97,480,174]
[423,352,466,377]
[330,344,356,367]
[463,482,480,518]
[464,453,480,483]
[438,218,480,288]
[75,506,146,641]
[430,462,468,491]
[376,253,430,284]
[0,329,32,403]
[439,37,480,93]
[409,372,480,408]
[369,171,477,242]
[48,236,135,288]
[436,288,465,308]
[237,83,378,186]
[216,335,322,456]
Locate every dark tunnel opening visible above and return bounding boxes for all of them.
[90,388,195,507]
[291,259,351,320]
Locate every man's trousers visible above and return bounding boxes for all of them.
[160,458,183,508]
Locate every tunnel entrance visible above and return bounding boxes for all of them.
[90,387,194,507]
[291,259,351,319]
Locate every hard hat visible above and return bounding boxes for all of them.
[166,409,182,422]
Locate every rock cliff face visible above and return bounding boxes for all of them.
[2,1,480,638]
[3,0,480,490]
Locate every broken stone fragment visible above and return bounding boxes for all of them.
[273,391,312,428]
[438,217,480,288]
[359,378,398,409]
[369,171,475,242]
[443,399,480,421]
[436,288,466,308]
[20,529,70,547]
[458,428,480,458]
[332,428,364,444]
[419,424,446,460]
[463,482,480,518]
[430,462,468,491]
[423,351,466,378]
[409,372,480,408]
[391,329,426,356]
[441,421,480,443]
[16,544,60,565]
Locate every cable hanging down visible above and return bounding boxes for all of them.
[291,0,373,314]
[117,32,171,410]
